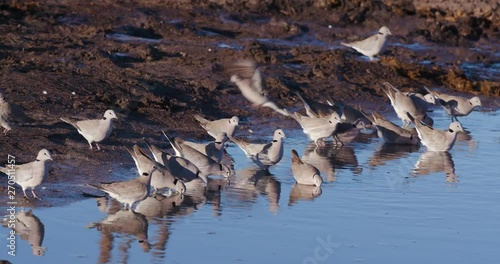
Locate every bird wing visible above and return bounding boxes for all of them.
[74,119,101,134]
[346,34,380,51]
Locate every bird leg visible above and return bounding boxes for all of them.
[3,128,9,135]
[96,143,101,151]
[31,189,41,200]
[22,189,29,199]
[334,135,344,147]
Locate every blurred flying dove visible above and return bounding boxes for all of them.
[291,149,323,186]
[229,129,286,170]
[228,60,290,116]
[341,26,392,61]
[60,109,118,150]
[0,149,52,199]
[407,112,463,152]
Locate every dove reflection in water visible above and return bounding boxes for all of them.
[413,151,457,182]
[288,184,322,206]
[87,209,152,264]
[301,143,337,182]
[2,209,45,256]
[368,143,420,168]
[229,167,281,214]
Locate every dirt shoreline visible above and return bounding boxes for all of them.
[0,0,498,207]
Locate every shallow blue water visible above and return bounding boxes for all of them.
[1,108,499,263]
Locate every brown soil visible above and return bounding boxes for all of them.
[0,0,498,206]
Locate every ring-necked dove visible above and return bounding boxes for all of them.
[366,111,420,145]
[0,149,52,199]
[403,91,436,112]
[291,149,323,186]
[124,143,189,192]
[142,139,205,184]
[0,92,32,135]
[294,90,343,118]
[86,166,158,210]
[2,209,45,256]
[382,82,433,127]
[341,26,392,61]
[290,111,341,147]
[164,132,233,177]
[426,88,481,121]
[407,112,463,152]
[227,59,290,116]
[179,132,227,163]
[229,129,285,170]
[194,115,239,138]
[60,109,118,150]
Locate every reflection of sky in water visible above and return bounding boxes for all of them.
[1,109,499,264]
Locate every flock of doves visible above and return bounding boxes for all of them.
[0,26,482,211]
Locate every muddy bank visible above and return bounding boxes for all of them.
[0,0,498,207]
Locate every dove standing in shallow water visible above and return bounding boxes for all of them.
[294,90,343,118]
[0,149,52,199]
[382,82,433,127]
[180,132,227,163]
[143,139,203,181]
[228,60,290,116]
[124,143,189,192]
[341,26,392,61]
[230,129,286,170]
[60,109,118,150]
[426,88,482,121]
[194,115,239,138]
[407,113,463,152]
[290,111,342,147]
[365,111,420,145]
[86,166,158,210]
[164,132,233,178]
[291,149,323,186]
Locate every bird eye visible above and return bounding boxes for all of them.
[142,173,149,176]
[329,120,332,123]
